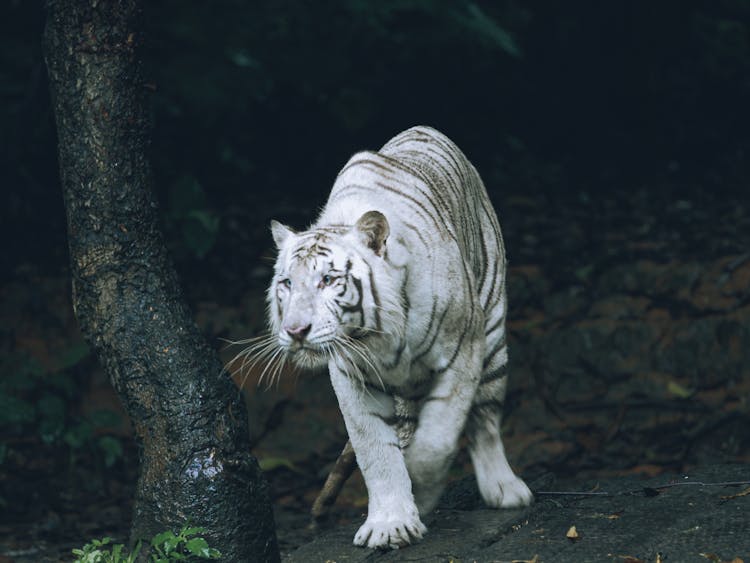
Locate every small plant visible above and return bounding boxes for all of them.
[72,525,221,563]
[72,537,140,563]
[150,526,221,562]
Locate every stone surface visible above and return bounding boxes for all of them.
[287,464,750,562]
[503,254,750,477]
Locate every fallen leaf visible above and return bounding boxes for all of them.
[566,525,580,541]
[667,380,693,398]
[511,556,539,563]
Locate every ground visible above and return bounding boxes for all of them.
[1,184,749,561]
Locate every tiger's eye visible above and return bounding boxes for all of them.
[280,278,292,288]
[321,274,334,287]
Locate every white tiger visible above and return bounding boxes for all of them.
[265,126,532,549]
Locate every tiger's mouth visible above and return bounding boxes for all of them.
[285,343,330,369]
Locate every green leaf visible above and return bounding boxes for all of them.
[258,456,300,472]
[182,210,220,258]
[129,540,142,563]
[98,436,124,467]
[152,530,177,551]
[462,3,521,57]
[93,537,112,547]
[185,537,210,557]
[63,420,93,449]
[182,526,205,537]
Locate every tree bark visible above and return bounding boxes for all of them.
[43,1,279,560]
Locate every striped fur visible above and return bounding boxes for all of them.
[267,126,532,549]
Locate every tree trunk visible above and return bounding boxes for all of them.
[43,1,279,560]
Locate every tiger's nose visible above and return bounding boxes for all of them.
[284,323,312,342]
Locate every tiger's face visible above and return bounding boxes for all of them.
[268,211,391,369]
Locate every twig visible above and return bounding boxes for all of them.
[309,440,357,529]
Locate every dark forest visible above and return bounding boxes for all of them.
[1,1,749,561]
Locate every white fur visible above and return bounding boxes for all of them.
[267,126,532,549]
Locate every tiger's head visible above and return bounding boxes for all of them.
[267,210,400,370]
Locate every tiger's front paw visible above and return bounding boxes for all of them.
[353,504,427,549]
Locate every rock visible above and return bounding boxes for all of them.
[503,254,750,473]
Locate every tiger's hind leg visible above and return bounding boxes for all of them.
[466,362,533,508]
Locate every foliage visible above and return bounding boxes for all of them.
[151,526,221,562]
[72,526,221,563]
[72,537,140,563]
[0,347,124,469]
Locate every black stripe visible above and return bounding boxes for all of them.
[401,221,430,250]
[329,183,441,237]
[325,301,342,321]
[423,395,450,403]
[340,276,363,315]
[363,379,393,394]
[412,296,446,363]
[482,335,507,369]
[480,364,508,384]
[317,224,350,233]
[373,180,448,237]
[481,249,498,310]
[371,412,398,425]
[471,398,505,411]
[484,311,505,338]
[377,152,435,193]
[337,155,397,178]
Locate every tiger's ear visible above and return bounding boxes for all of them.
[355,210,389,256]
[270,220,295,248]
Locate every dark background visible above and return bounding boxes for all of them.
[4,0,749,280]
[1,0,749,559]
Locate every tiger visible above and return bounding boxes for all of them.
[263,126,532,549]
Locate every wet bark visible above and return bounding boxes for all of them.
[43,1,279,560]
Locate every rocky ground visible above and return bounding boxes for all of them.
[288,464,750,562]
[1,184,749,561]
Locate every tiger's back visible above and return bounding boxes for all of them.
[318,126,508,380]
